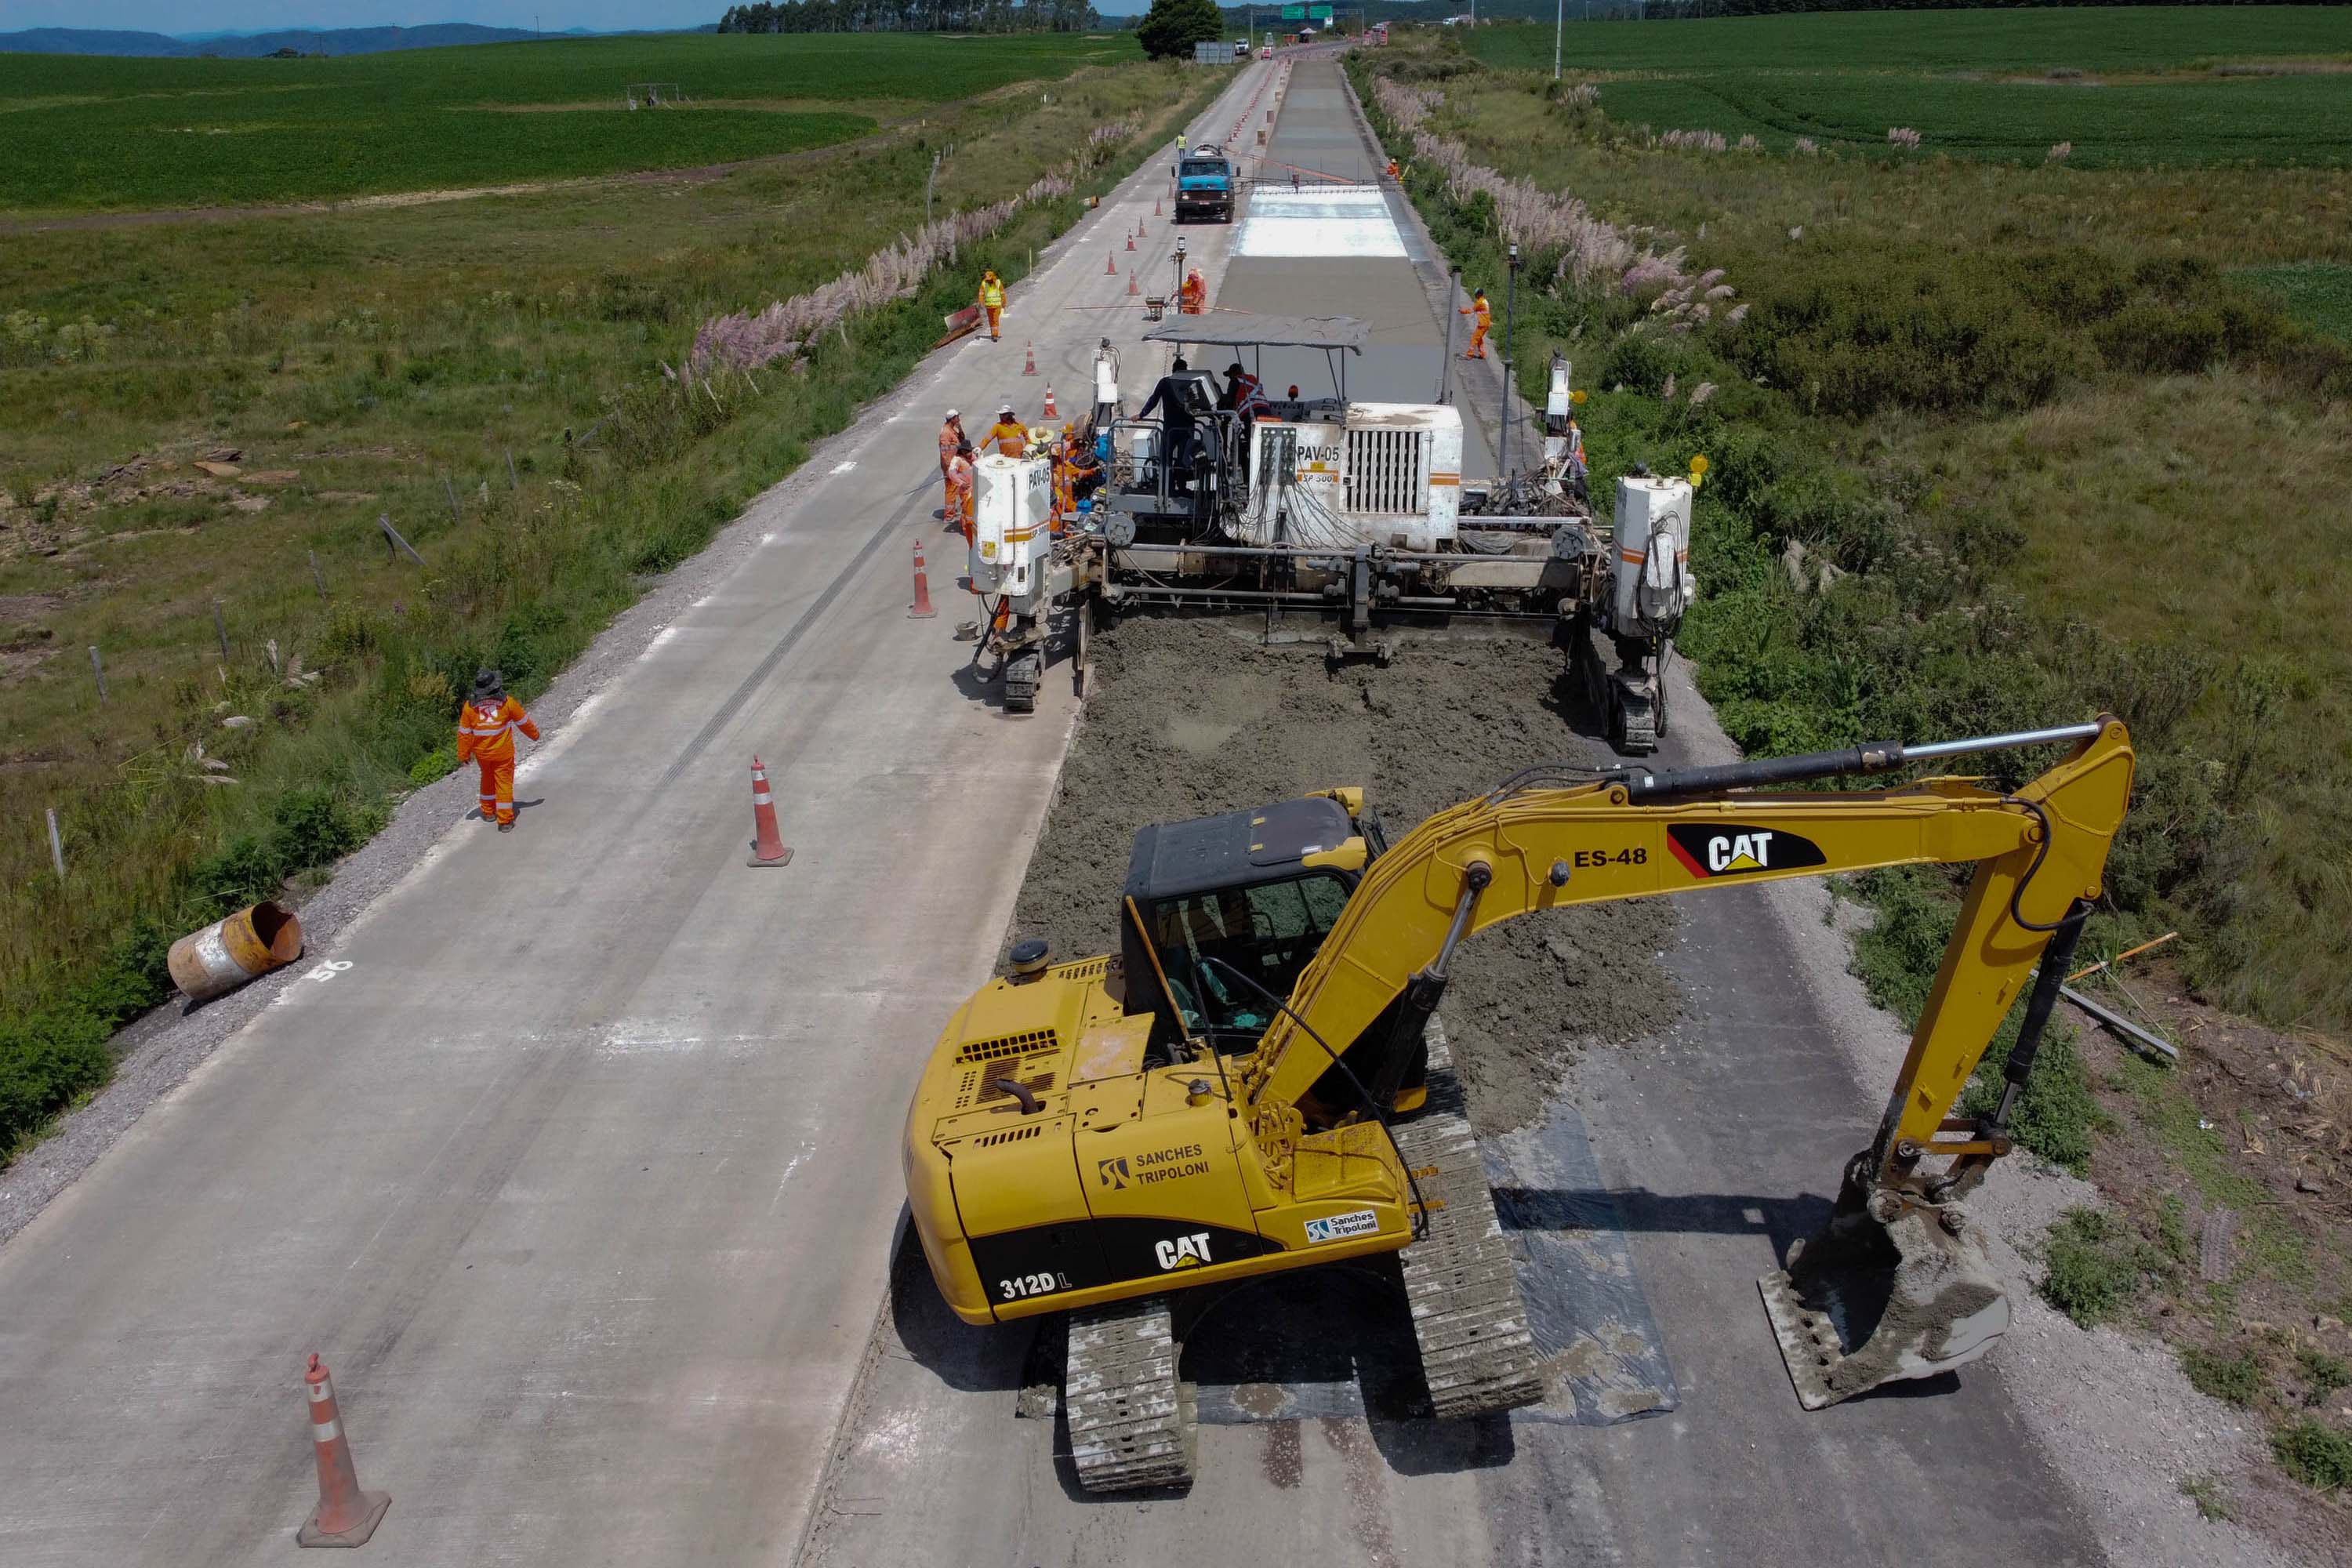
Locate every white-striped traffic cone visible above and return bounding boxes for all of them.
[746,757,793,868]
[297,1354,390,1548]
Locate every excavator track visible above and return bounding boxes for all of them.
[1392,1024,1544,1419]
[1065,1294,1195,1492]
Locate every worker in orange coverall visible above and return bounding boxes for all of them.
[1460,287,1491,359]
[945,447,975,539]
[938,408,967,519]
[984,404,1029,458]
[456,668,538,832]
[1178,267,1207,315]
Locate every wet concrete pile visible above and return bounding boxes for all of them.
[1007,617,1681,1133]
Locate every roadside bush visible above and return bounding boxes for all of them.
[190,832,283,916]
[270,789,363,871]
[2274,1418,2352,1492]
[0,1008,112,1153]
[2040,1205,2171,1327]
[2183,1346,2265,1406]
[408,746,457,786]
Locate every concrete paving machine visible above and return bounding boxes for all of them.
[902,718,2136,1490]
[1050,319,1686,753]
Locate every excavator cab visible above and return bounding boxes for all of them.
[1119,795,1370,1054]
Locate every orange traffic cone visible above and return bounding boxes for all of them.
[298,1354,390,1548]
[746,756,793,867]
[1043,386,1058,419]
[1023,342,1037,376]
[1105,252,1118,276]
[1126,231,1135,252]
[1153,197,1163,217]
[1137,216,1147,238]
[909,539,939,622]
[1127,273,1140,298]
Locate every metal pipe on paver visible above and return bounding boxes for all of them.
[168,898,304,1003]
[1503,243,1520,474]
[1439,267,1460,404]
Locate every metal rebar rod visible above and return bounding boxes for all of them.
[2060,984,2179,1062]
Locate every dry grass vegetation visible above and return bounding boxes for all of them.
[0,45,1215,1154]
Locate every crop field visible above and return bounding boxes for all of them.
[0,31,1141,211]
[0,42,1214,1153]
[1468,8,2352,166]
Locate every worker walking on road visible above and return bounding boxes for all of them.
[978,270,1006,343]
[945,446,975,539]
[456,669,538,833]
[985,402,1027,458]
[938,408,967,519]
[1461,286,1492,360]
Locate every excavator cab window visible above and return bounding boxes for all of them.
[1145,873,1351,1049]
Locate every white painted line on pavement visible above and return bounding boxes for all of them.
[832,460,857,474]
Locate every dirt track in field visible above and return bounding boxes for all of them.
[1004,615,1681,1134]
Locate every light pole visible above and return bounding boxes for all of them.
[1174,234,1189,309]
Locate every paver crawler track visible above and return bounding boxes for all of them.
[1065,1293,1196,1491]
[1393,1024,1544,1419]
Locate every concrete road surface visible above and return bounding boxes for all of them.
[793,59,2104,1568]
[0,64,1281,1567]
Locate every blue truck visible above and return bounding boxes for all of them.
[1174,144,1235,224]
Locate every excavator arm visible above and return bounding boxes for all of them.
[1236,717,2136,1406]
[1243,717,2133,1178]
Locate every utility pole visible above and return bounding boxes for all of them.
[1555,0,1563,78]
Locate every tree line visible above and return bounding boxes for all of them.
[716,0,1103,32]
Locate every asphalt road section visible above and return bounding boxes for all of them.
[794,58,2106,1568]
[0,64,1280,1568]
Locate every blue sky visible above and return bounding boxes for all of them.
[7,0,1144,31]
[9,2,738,33]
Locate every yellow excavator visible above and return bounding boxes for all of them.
[901,718,2135,1490]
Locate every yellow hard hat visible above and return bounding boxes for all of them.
[1690,454,1711,476]
[1570,388,1587,405]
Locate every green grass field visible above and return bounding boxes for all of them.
[0,32,1141,211]
[0,41,1212,1156]
[1468,8,2352,166]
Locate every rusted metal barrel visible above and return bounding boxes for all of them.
[168,900,303,1003]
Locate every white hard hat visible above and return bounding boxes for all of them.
[945,408,959,419]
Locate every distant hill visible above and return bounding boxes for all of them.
[0,23,608,58]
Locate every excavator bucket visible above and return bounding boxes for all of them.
[1759,1188,2010,1410]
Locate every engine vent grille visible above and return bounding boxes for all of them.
[974,1123,1047,1148]
[1052,957,1110,982]
[1346,426,1428,516]
[957,1028,1058,1065]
